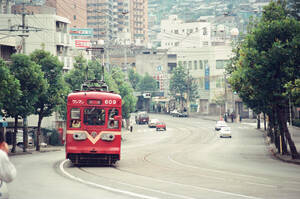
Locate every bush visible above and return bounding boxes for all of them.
[41,128,63,146]
[49,130,63,146]
[292,119,300,127]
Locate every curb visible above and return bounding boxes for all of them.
[8,147,63,156]
[263,130,300,166]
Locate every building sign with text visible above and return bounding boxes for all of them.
[74,39,91,48]
[70,28,93,36]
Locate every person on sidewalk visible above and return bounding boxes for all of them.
[0,140,16,183]
[129,119,134,132]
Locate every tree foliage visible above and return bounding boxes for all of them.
[7,54,47,153]
[226,1,300,158]
[30,49,66,151]
[0,59,21,112]
[169,65,199,110]
[136,73,157,93]
[128,68,142,90]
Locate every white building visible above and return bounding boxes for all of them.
[158,15,212,49]
[169,45,233,115]
[0,14,73,71]
[158,15,235,115]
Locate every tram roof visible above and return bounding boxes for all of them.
[68,91,121,100]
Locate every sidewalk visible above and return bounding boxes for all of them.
[190,112,300,165]
[8,145,64,156]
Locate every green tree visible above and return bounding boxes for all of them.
[169,65,198,112]
[65,55,90,91]
[30,49,66,151]
[110,67,137,122]
[227,1,300,159]
[7,54,47,153]
[136,73,157,93]
[128,68,142,90]
[0,59,21,111]
[285,79,300,106]
[0,59,21,142]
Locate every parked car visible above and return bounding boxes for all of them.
[135,111,149,124]
[156,122,166,131]
[219,126,232,138]
[16,130,34,147]
[170,110,188,117]
[215,121,227,131]
[148,119,159,128]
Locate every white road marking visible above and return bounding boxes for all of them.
[168,154,269,181]
[167,155,275,196]
[60,160,197,199]
[60,160,159,199]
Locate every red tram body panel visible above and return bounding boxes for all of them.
[66,91,122,165]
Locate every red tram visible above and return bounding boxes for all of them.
[66,81,122,165]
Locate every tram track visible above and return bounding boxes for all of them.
[58,116,300,199]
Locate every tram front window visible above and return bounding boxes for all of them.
[70,108,81,128]
[84,108,105,126]
[108,108,119,129]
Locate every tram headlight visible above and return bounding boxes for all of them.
[100,133,115,141]
[73,132,87,141]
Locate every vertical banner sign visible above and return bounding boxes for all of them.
[205,63,210,90]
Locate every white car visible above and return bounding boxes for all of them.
[219,126,232,138]
[148,119,159,128]
[16,130,34,147]
[215,121,227,131]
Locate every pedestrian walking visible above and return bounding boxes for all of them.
[231,113,234,123]
[130,119,134,132]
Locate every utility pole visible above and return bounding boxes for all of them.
[187,69,190,116]
[21,1,28,152]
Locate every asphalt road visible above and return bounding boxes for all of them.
[7,114,300,199]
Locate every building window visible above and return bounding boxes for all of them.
[203,27,207,35]
[73,15,76,20]
[216,60,229,69]
[199,78,204,89]
[183,61,187,68]
[216,77,224,88]
[194,60,198,70]
[178,61,182,67]
[199,60,203,69]
[188,61,192,70]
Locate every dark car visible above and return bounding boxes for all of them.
[135,112,149,124]
[171,110,188,117]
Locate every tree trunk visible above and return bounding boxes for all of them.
[36,114,43,151]
[125,118,130,130]
[277,107,288,154]
[22,117,28,152]
[263,113,266,131]
[277,107,299,159]
[11,116,18,153]
[257,114,260,129]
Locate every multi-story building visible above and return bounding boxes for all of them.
[0,14,73,71]
[158,15,212,49]
[0,0,13,14]
[45,0,87,28]
[87,0,148,47]
[156,15,240,115]
[129,0,148,46]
